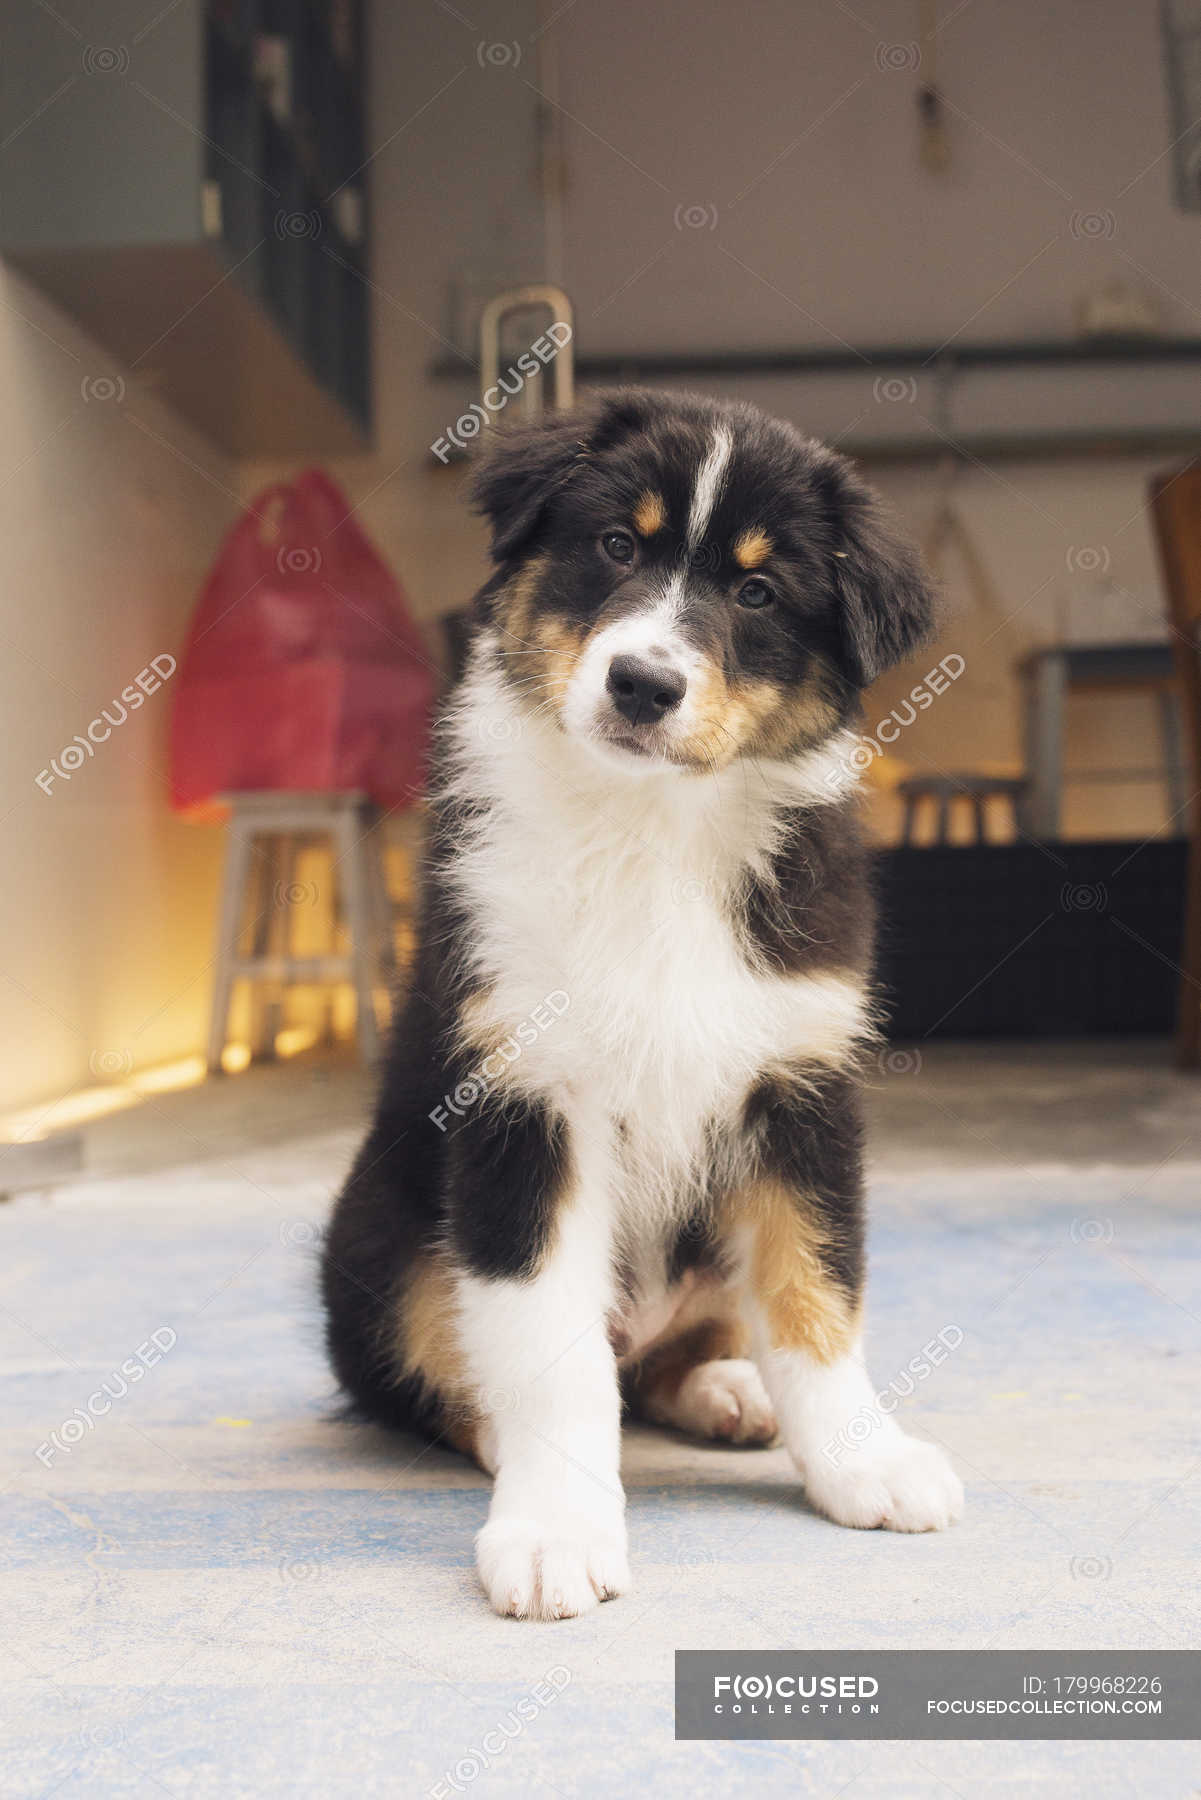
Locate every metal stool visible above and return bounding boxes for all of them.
[1019,643,1186,841]
[898,774,1028,846]
[206,791,397,1071]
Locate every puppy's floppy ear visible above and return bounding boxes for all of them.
[829,477,937,688]
[470,410,590,564]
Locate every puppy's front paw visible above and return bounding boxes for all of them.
[803,1430,963,1533]
[476,1515,631,1619]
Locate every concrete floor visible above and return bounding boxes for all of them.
[2,1042,1200,1797]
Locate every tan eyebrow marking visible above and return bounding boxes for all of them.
[734,526,773,570]
[633,491,666,536]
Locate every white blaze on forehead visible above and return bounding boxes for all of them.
[686,426,733,549]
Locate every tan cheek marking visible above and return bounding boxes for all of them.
[494,557,585,718]
[745,664,842,760]
[493,554,547,647]
[678,662,782,767]
[527,615,582,714]
[679,658,842,768]
[633,490,666,536]
[734,527,773,570]
[727,1180,859,1364]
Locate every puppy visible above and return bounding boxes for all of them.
[322,388,963,1620]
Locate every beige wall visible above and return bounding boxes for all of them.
[864,452,1180,842]
[0,268,234,1113]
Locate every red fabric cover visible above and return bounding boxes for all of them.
[170,470,435,817]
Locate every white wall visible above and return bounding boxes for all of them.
[0,269,233,1113]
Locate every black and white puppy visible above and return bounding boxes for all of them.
[322,388,963,1620]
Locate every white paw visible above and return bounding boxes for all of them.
[476,1515,631,1619]
[803,1430,964,1533]
[668,1359,778,1446]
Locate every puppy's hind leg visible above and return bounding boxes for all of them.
[449,1098,629,1620]
[627,1315,778,1447]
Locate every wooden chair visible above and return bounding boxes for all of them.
[1149,465,1201,1068]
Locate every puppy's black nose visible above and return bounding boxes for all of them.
[606,654,687,726]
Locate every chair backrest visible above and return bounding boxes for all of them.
[1150,464,1201,794]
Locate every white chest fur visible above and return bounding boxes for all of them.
[441,641,869,1218]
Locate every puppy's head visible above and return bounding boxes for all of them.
[471,389,935,774]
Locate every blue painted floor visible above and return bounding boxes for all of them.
[2,1118,1199,1796]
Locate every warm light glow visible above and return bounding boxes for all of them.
[0,1084,141,1143]
[130,1055,207,1096]
[0,1037,299,1146]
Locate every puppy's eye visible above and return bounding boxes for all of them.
[601,530,636,565]
[737,578,773,609]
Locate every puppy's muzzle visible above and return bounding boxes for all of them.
[605,654,687,727]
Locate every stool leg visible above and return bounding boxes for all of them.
[367,825,398,980]
[247,833,287,1062]
[901,794,916,847]
[1023,653,1066,840]
[973,794,987,844]
[207,819,252,1074]
[335,812,382,1066]
[935,789,951,846]
[265,832,298,1056]
[1158,687,1188,824]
